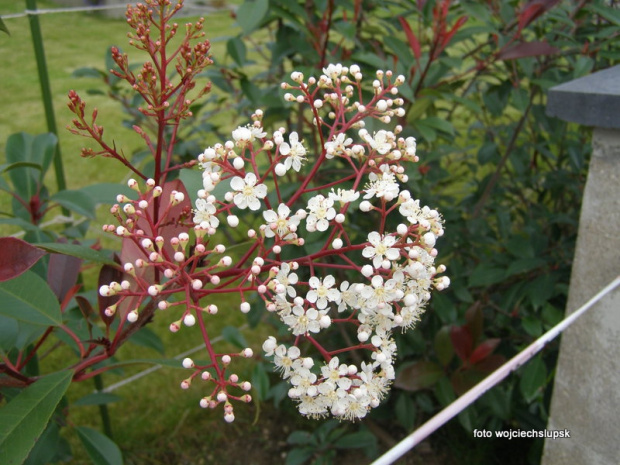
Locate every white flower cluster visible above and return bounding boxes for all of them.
[99,62,447,422]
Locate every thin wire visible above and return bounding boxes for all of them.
[1,4,133,19]
[371,275,620,465]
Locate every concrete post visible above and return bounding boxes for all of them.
[542,66,620,465]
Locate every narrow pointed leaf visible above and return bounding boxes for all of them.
[0,237,47,282]
[0,370,73,465]
[76,426,123,465]
[35,242,115,265]
[0,271,62,326]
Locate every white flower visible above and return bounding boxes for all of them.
[306,275,340,310]
[230,172,267,210]
[362,231,401,268]
[273,344,302,378]
[283,305,323,335]
[193,198,220,230]
[360,275,400,312]
[324,133,352,159]
[273,262,299,298]
[322,63,345,80]
[279,132,307,172]
[263,203,300,239]
[363,130,393,155]
[232,124,266,148]
[363,166,400,201]
[306,195,336,232]
[328,188,360,206]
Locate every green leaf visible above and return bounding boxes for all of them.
[35,242,115,265]
[179,169,202,204]
[521,315,542,337]
[5,133,57,201]
[519,356,547,402]
[0,16,10,36]
[76,427,123,465]
[285,447,314,465]
[237,0,269,35]
[221,325,248,349]
[73,392,122,407]
[434,326,454,367]
[0,370,73,465]
[468,264,506,287]
[128,326,164,354]
[333,431,376,449]
[252,363,270,401]
[395,393,417,430]
[50,190,96,219]
[287,431,314,446]
[0,271,62,326]
[79,183,135,205]
[394,361,443,391]
[227,36,247,67]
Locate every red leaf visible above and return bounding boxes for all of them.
[0,237,47,282]
[47,239,82,302]
[450,325,473,362]
[474,354,506,373]
[118,179,191,318]
[442,15,468,48]
[394,361,444,391]
[469,338,501,365]
[498,41,560,60]
[518,0,561,32]
[399,17,421,62]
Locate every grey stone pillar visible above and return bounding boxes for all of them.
[542,66,620,465]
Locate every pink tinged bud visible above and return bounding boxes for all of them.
[149,252,160,262]
[332,238,343,249]
[221,355,231,365]
[192,279,203,290]
[210,275,220,285]
[393,314,403,325]
[141,238,153,250]
[164,269,175,279]
[358,331,369,342]
[224,413,235,423]
[158,301,169,310]
[148,285,161,296]
[241,348,253,358]
[241,381,252,391]
[252,265,262,275]
[181,379,191,390]
[217,391,228,402]
[201,371,211,381]
[104,306,116,317]
[170,322,180,332]
[99,285,112,297]
[242,394,252,403]
[116,226,128,236]
[274,163,286,176]
[146,178,155,188]
[361,265,374,277]
[194,243,206,254]
[153,186,163,197]
[360,201,372,212]
[124,263,135,274]
[257,285,267,294]
[248,229,256,238]
[128,178,139,191]
[174,251,185,262]
[138,200,148,209]
[220,256,232,267]
[182,357,194,368]
[273,245,282,254]
[200,398,209,408]
[206,304,218,314]
[183,313,196,327]
[266,303,276,312]
[229,374,239,383]
[240,302,251,313]
[121,280,131,290]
